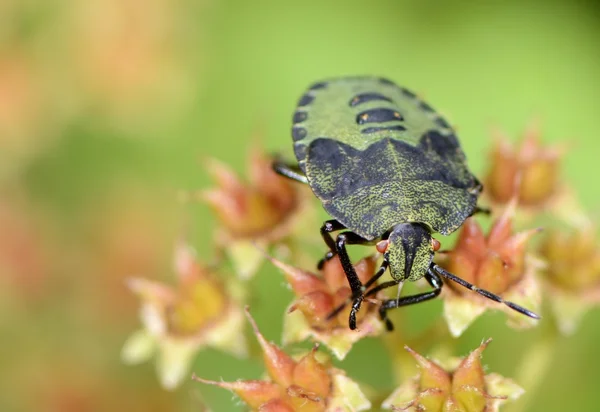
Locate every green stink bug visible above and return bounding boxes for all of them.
[274,77,540,330]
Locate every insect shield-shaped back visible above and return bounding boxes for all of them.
[384,223,435,282]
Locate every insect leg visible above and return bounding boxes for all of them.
[432,264,540,319]
[317,219,346,269]
[335,231,372,329]
[272,161,308,184]
[363,259,389,289]
[470,206,491,216]
[377,269,443,331]
[326,260,389,328]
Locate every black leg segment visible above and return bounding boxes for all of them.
[334,231,373,329]
[470,205,491,217]
[335,231,371,295]
[326,260,389,326]
[349,260,389,330]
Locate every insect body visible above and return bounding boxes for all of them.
[274,77,539,330]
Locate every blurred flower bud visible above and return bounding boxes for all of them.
[540,223,600,335]
[484,121,563,209]
[0,53,55,177]
[383,339,524,411]
[0,191,51,303]
[70,0,196,135]
[193,308,371,412]
[268,254,385,360]
[201,145,312,279]
[121,241,247,390]
[439,200,542,336]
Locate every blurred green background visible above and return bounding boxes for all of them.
[1,0,599,410]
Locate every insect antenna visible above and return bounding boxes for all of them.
[431,264,541,319]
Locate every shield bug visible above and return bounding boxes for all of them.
[274,77,540,330]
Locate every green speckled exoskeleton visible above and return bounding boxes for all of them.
[274,77,540,330]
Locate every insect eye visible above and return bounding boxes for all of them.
[431,238,441,251]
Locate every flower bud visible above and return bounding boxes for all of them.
[122,241,247,389]
[383,339,524,412]
[200,145,312,279]
[540,224,600,334]
[484,121,563,208]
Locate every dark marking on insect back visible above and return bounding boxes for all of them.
[434,117,450,128]
[356,108,403,124]
[419,101,434,112]
[297,94,314,107]
[307,138,347,170]
[349,93,393,107]
[292,126,307,141]
[293,142,307,162]
[389,137,468,190]
[293,111,308,123]
[361,125,406,134]
[308,137,468,202]
[378,77,396,86]
[417,130,468,183]
[400,88,416,98]
[309,81,328,90]
[418,130,460,157]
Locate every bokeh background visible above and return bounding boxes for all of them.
[1,0,599,410]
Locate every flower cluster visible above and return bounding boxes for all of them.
[122,241,246,389]
[193,308,371,412]
[123,145,311,390]
[438,200,542,336]
[481,122,600,339]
